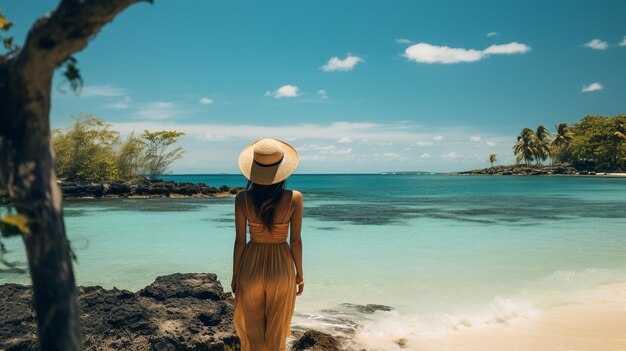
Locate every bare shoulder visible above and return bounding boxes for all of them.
[290,190,303,204]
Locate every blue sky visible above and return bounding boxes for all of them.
[4,0,626,173]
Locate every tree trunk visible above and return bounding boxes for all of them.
[0,57,82,351]
[0,1,151,350]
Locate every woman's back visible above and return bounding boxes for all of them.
[243,189,294,244]
[232,138,303,351]
[243,189,294,226]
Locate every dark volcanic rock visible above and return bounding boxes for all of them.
[138,273,223,301]
[60,181,105,197]
[291,330,341,351]
[339,303,394,314]
[0,273,240,351]
[54,180,244,201]
[0,284,37,351]
[103,181,132,195]
[458,164,580,176]
[1,273,343,351]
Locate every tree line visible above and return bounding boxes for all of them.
[52,113,185,182]
[513,115,626,171]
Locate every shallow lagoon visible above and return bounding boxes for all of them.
[2,174,626,348]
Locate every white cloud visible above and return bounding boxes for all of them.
[583,39,608,50]
[338,137,353,143]
[265,85,300,98]
[105,96,132,110]
[316,90,328,99]
[486,141,496,147]
[373,152,400,158]
[300,155,325,162]
[199,97,214,105]
[581,82,603,93]
[433,135,444,141]
[395,38,412,44]
[420,153,431,159]
[486,32,498,37]
[441,152,459,159]
[133,101,185,120]
[404,43,482,64]
[81,85,127,97]
[470,136,481,142]
[328,148,352,155]
[320,54,363,72]
[112,121,430,144]
[483,42,531,55]
[619,36,626,46]
[297,143,352,156]
[416,141,434,146]
[106,119,516,173]
[404,41,530,64]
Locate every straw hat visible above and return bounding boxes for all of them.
[238,138,300,185]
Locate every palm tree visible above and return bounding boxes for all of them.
[488,154,497,168]
[513,127,537,166]
[535,125,551,165]
[550,123,574,164]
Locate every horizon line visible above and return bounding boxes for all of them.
[163,171,447,176]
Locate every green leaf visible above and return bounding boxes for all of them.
[0,214,30,237]
[0,14,13,31]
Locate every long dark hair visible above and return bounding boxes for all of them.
[245,180,286,231]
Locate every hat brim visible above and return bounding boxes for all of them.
[238,138,300,185]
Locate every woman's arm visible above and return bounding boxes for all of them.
[289,190,304,295]
[231,192,247,293]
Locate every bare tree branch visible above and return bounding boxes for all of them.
[13,0,152,77]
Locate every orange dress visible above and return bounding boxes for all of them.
[233,192,297,351]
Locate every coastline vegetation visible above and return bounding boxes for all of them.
[513,115,625,171]
[52,113,185,182]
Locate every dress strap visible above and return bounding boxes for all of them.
[282,190,293,224]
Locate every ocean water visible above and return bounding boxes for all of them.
[2,174,626,349]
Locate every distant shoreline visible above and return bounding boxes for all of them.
[0,179,243,206]
[453,172,626,178]
[455,164,626,177]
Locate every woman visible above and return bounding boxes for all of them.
[231,138,304,351]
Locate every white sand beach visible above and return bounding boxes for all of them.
[390,283,626,351]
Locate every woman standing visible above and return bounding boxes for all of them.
[232,138,304,351]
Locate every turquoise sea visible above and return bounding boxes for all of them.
[2,174,626,349]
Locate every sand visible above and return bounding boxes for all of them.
[415,302,626,351]
[351,283,626,351]
[411,282,626,351]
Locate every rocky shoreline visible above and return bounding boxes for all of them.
[0,273,344,351]
[456,164,602,176]
[0,180,244,205]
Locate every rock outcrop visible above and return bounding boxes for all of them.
[1,180,243,205]
[1,273,239,351]
[291,330,341,351]
[61,180,242,199]
[457,164,583,176]
[0,273,345,351]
